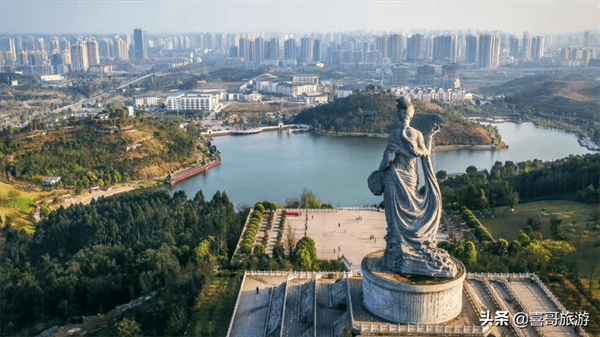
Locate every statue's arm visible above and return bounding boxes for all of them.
[379,149,396,172]
[415,132,430,157]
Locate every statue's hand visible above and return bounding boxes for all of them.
[431,123,442,135]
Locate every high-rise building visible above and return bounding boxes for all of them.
[375,36,388,62]
[284,38,297,59]
[300,37,312,64]
[509,36,519,57]
[392,66,408,85]
[59,38,70,53]
[71,42,89,72]
[203,33,213,50]
[530,36,545,60]
[254,37,264,65]
[8,38,17,65]
[100,38,115,59]
[133,29,148,59]
[18,50,29,66]
[265,38,279,60]
[28,35,37,51]
[406,34,424,62]
[388,34,402,61]
[115,36,128,60]
[465,35,477,64]
[239,37,248,59]
[52,37,60,52]
[38,38,45,52]
[313,39,322,62]
[432,34,457,63]
[62,50,72,65]
[478,34,500,68]
[15,37,23,53]
[521,31,531,61]
[85,38,100,66]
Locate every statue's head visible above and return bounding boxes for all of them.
[397,96,414,122]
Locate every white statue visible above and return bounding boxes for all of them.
[369,97,456,278]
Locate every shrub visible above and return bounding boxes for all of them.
[254,244,266,256]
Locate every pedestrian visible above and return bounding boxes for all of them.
[256,286,259,294]
[338,223,341,227]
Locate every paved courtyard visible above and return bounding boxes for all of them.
[286,209,449,266]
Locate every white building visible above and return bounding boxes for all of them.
[292,75,319,84]
[166,92,219,111]
[134,95,162,108]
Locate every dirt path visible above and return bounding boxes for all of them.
[61,184,138,208]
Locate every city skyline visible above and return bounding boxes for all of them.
[1,1,598,36]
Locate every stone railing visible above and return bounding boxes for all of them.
[226,272,247,337]
[230,208,254,262]
[313,280,317,337]
[284,208,337,213]
[284,206,382,213]
[246,270,354,279]
[467,272,534,280]
[354,323,486,335]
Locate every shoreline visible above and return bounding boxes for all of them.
[313,130,508,151]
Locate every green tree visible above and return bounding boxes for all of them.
[550,215,563,239]
[254,244,266,256]
[117,317,142,337]
[462,241,478,268]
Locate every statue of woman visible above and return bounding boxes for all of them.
[369,97,456,278]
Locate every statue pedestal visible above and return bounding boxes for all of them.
[361,250,465,325]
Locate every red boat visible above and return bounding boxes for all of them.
[166,160,221,185]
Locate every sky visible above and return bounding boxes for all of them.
[1,1,598,36]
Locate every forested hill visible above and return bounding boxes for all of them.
[0,112,208,189]
[0,189,241,336]
[293,92,502,147]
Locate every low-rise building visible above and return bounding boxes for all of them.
[44,176,61,187]
[166,91,219,111]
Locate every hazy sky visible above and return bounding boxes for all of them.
[1,1,598,35]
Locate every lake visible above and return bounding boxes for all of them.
[158,122,594,207]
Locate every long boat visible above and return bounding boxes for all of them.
[166,159,221,185]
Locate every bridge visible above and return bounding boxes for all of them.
[202,123,310,137]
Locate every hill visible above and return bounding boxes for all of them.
[0,112,208,190]
[293,92,502,147]
[478,74,600,146]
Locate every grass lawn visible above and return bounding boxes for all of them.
[478,200,600,277]
[0,181,50,233]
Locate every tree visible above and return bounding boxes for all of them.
[506,188,519,210]
[494,239,509,256]
[526,215,542,231]
[462,241,478,268]
[285,223,296,255]
[466,166,478,175]
[254,244,266,256]
[436,170,447,180]
[550,215,563,239]
[117,317,142,337]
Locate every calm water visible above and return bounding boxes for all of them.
[158,122,594,207]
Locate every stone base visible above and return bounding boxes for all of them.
[361,250,465,325]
